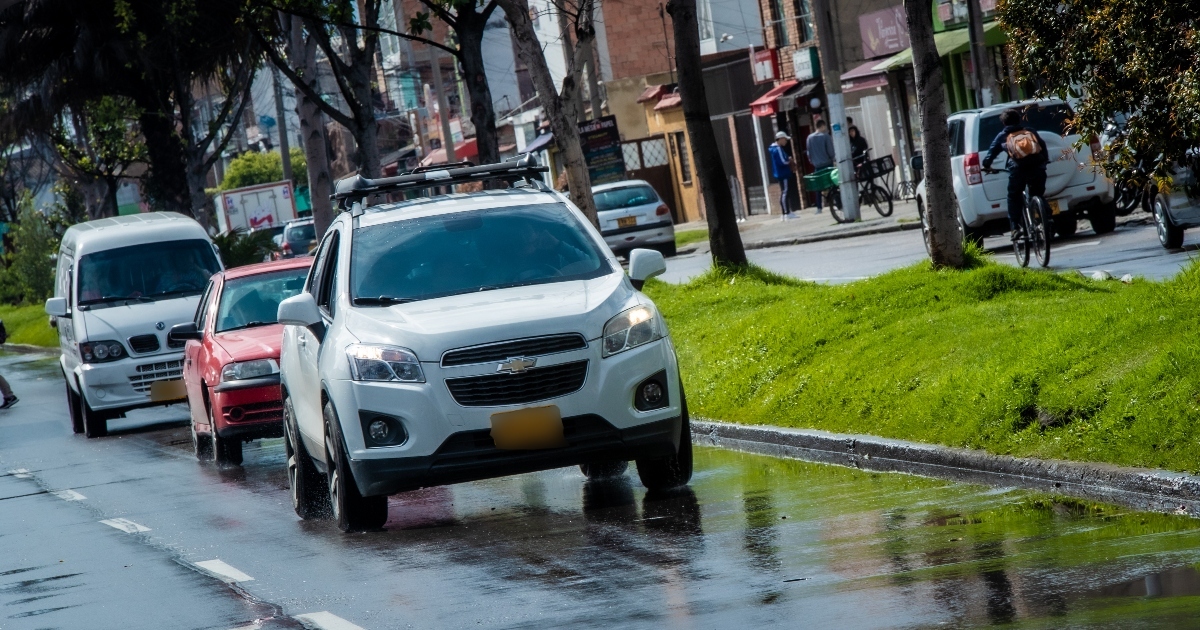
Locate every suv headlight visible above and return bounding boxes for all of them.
[80,340,126,363]
[602,305,662,357]
[346,344,425,382]
[221,359,279,382]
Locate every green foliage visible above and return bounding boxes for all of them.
[46,182,88,236]
[648,256,1200,474]
[674,229,708,248]
[0,303,58,347]
[219,148,308,191]
[998,0,1200,180]
[211,227,279,268]
[5,196,57,304]
[52,96,147,180]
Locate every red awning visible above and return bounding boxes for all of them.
[653,93,681,111]
[840,60,890,94]
[419,137,479,167]
[749,80,799,118]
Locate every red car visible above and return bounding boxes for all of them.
[169,258,312,464]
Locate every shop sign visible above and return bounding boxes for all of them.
[792,47,820,82]
[934,0,996,31]
[860,6,910,58]
[577,115,626,185]
[752,49,778,84]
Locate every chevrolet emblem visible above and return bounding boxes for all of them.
[497,357,537,373]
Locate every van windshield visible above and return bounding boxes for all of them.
[77,239,222,309]
[351,204,610,304]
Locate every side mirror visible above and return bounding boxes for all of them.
[278,292,322,328]
[628,248,667,291]
[45,297,68,318]
[168,322,203,343]
[909,153,924,172]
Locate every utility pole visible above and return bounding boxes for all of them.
[658,4,675,84]
[966,0,995,107]
[272,65,293,184]
[430,46,457,163]
[810,0,859,220]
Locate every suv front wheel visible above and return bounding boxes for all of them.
[635,384,693,491]
[324,400,388,531]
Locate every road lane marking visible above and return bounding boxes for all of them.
[8,468,31,478]
[99,518,151,533]
[194,559,255,583]
[51,489,86,501]
[293,611,366,630]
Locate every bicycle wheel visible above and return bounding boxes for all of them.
[1028,196,1052,268]
[826,187,847,223]
[1012,219,1031,268]
[872,183,894,217]
[859,185,883,218]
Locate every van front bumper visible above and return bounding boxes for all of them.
[74,353,186,412]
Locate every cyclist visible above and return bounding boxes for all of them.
[981,108,1049,239]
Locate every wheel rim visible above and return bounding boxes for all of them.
[1155,201,1169,244]
[326,436,340,520]
[284,416,300,509]
[919,201,931,254]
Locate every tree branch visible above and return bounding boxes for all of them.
[267,1,460,57]
[417,0,459,30]
[256,30,357,131]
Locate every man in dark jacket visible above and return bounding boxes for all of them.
[982,109,1049,236]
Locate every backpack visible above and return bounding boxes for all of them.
[1007,129,1042,160]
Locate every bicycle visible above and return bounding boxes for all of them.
[984,167,1052,268]
[805,158,895,224]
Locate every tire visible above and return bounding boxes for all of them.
[324,400,387,532]
[957,208,983,249]
[859,186,883,218]
[826,188,848,223]
[635,383,693,491]
[657,241,678,258]
[1089,201,1117,235]
[82,399,108,438]
[65,376,84,434]
[191,420,213,460]
[1012,219,1031,269]
[917,198,932,256]
[284,395,329,520]
[871,184,894,217]
[210,406,242,465]
[1114,180,1141,217]
[580,460,629,480]
[1053,214,1078,239]
[1154,194,1185,249]
[1028,196,1052,268]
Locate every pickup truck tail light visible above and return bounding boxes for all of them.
[964,152,983,185]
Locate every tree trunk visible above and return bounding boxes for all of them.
[498,0,599,226]
[290,15,334,238]
[102,176,120,219]
[348,66,381,179]
[137,107,190,214]
[667,0,746,267]
[458,15,500,165]
[905,0,963,268]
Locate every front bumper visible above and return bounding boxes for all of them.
[75,353,186,412]
[210,375,284,439]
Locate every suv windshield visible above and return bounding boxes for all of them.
[215,268,309,332]
[77,239,221,309]
[978,103,1073,148]
[594,185,659,211]
[352,203,610,304]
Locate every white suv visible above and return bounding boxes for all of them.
[276,158,692,531]
[915,99,1117,243]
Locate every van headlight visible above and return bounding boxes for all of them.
[602,305,662,357]
[80,340,126,363]
[346,344,425,382]
[221,359,279,382]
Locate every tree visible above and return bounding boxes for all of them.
[285,13,335,238]
[905,0,963,268]
[9,196,57,303]
[211,227,280,268]
[666,0,745,267]
[219,148,308,191]
[497,0,600,225]
[50,96,147,220]
[999,0,1200,180]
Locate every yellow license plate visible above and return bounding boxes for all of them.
[149,379,187,402]
[490,405,566,450]
[1048,199,1061,215]
[617,216,637,228]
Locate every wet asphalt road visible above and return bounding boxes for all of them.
[663,215,1196,284]
[7,353,1200,628]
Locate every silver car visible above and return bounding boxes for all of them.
[593,180,676,257]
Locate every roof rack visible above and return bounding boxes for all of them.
[331,154,549,208]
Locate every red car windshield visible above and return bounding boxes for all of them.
[215,268,309,332]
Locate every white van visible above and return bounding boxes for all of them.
[45,213,224,437]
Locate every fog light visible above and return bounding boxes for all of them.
[634,370,670,411]
[368,419,390,442]
[641,382,663,405]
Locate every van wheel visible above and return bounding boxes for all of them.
[635,383,693,491]
[1089,201,1117,235]
[1154,194,1184,249]
[284,395,329,519]
[580,460,628,480]
[324,401,388,532]
[82,399,108,438]
[65,376,84,434]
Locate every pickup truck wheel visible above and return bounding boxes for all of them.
[65,375,84,434]
[324,401,387,532]
[82,399,108,438]
[1089,201,1117,235]
[211,407,242,465]
[284,396,329,519]
[635,384,693,491]
[580,460,628,479]
[1154,194,1184,249]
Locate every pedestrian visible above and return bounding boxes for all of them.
[805,120,835,214]
[848,125,870,171]
[768,131,798,221]
[0,319,16,409]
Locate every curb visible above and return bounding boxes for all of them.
[677,221,921,256]
[692,419,1200,517]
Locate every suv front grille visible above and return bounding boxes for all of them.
[445,360,588,407]
[441,334,588,367]
[128,334,161,354]
[129,359,183,394]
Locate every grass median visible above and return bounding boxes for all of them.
[0,303,56,347]
[647,249,1200,474]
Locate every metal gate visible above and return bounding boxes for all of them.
[620,136,680,223]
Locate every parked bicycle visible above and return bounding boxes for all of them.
[985,167,1052,268]
[803,156,895,224]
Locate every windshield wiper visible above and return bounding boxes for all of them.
[353,296,417,306]
[219,321,274,332]
[78,295,156,306]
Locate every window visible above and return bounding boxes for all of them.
[792,0,814,42]
[195,279,215,330]
[594,185,661,211]
[976,103,1073,149]
[698,0,714,41]
[671,132,692,184]
[316,233,340,316]
[769,0,789,47]
[76,239,222,310]
[948,120,965,157]
[215,268,309,332]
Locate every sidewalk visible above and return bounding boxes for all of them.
[676,196,922,255]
